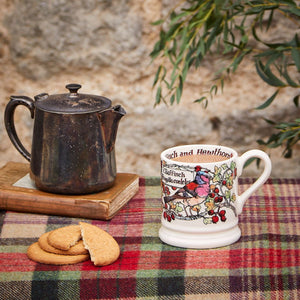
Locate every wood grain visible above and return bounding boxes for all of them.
[0,162,139,220]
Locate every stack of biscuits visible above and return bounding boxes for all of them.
[27,222,120,266]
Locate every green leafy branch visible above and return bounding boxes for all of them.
[257,118,300,157]
[150,0,300,156]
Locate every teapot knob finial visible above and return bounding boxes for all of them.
[66,83,81,95]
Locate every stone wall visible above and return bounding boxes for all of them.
[0,0,299,177]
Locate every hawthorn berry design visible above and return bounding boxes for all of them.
[162,161,237,224]
[208,208,226,223]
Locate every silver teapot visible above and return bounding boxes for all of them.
[4,83,126,194]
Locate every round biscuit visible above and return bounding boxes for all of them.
[79,222,120,266]
[27,242,89,265]
[47,225,82,250]
[38,232,88,255]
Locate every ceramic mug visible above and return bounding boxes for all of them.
[159,144,272,248]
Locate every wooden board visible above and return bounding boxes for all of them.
[0,162,139,220]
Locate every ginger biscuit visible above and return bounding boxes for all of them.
[79,222,120,266]
[27,242,89,265]
[38,231,88,255]
[47,225,82,250]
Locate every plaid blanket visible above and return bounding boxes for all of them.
[0,177,299,299]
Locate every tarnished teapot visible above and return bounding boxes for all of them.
[4,83,126,194]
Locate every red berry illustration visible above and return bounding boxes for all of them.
[219,210,226,216]
[210,193,215,198]
[171,213,175,220]
[222,180,226,185]
[208,210,215,215]
[166,187,170,195]
[163,211,167,219]
[214,188,219,193]
[172,186,177,190]
[167,215,171,222]
[164,203,168,209]
[214,196,223,203]
[221,215,227,222]
[212,215,219,223]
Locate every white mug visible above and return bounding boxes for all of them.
[159,144,272,248]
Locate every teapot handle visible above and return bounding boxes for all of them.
[4,96,35,162]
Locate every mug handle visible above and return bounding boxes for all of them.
[4,96,35,162]
[236,150,272,215]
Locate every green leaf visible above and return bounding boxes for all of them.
[230,193,236,202]
[291,35,300,71]
[262,62,286,86]
[163,79,171,90]
[231,54,244,72]
[266,8,274,30]
[220,79,224,92]
[257,139,267,145]
[282,6,300,17]
[210,85,218,96]
[278,130,293,144]
[230,49,251,72]
[206,18,223,51]
[278,0,297,5]
[196,38,206,57]
[203,217,213,225]
[213,175,221,182]
[182,61,189,81]
[265,52,282,70]
[155,86,162,105]
[170,94,175,105]
[263,118,276,125]
[223,40,241,50]
[167,23,182,40]
[282,62,299,87]
[150,42,161,59]
[170,69,178,88]
[283,148,292,158]
[241,34,248,44]
[176,76,183,104]
[170,11,189,25]
[151,19,164,26]
[256,90,279,110]
[215,166,221,175]
[194,96,208,108]
[255,60,286,87]
[153,65,162,87]
[230,161,236,171]
[225,190,231,200]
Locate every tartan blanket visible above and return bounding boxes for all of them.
[0,177,299,300]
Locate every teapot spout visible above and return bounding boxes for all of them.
[98,105,126,152]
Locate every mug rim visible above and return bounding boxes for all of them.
[161,144,238,166]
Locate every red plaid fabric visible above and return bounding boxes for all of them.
[0,177,299,299]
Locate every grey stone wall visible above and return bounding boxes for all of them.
[0,0,299,178]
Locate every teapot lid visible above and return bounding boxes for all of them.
[35,84,112,113]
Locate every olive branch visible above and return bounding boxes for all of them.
[150,0,300,157]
